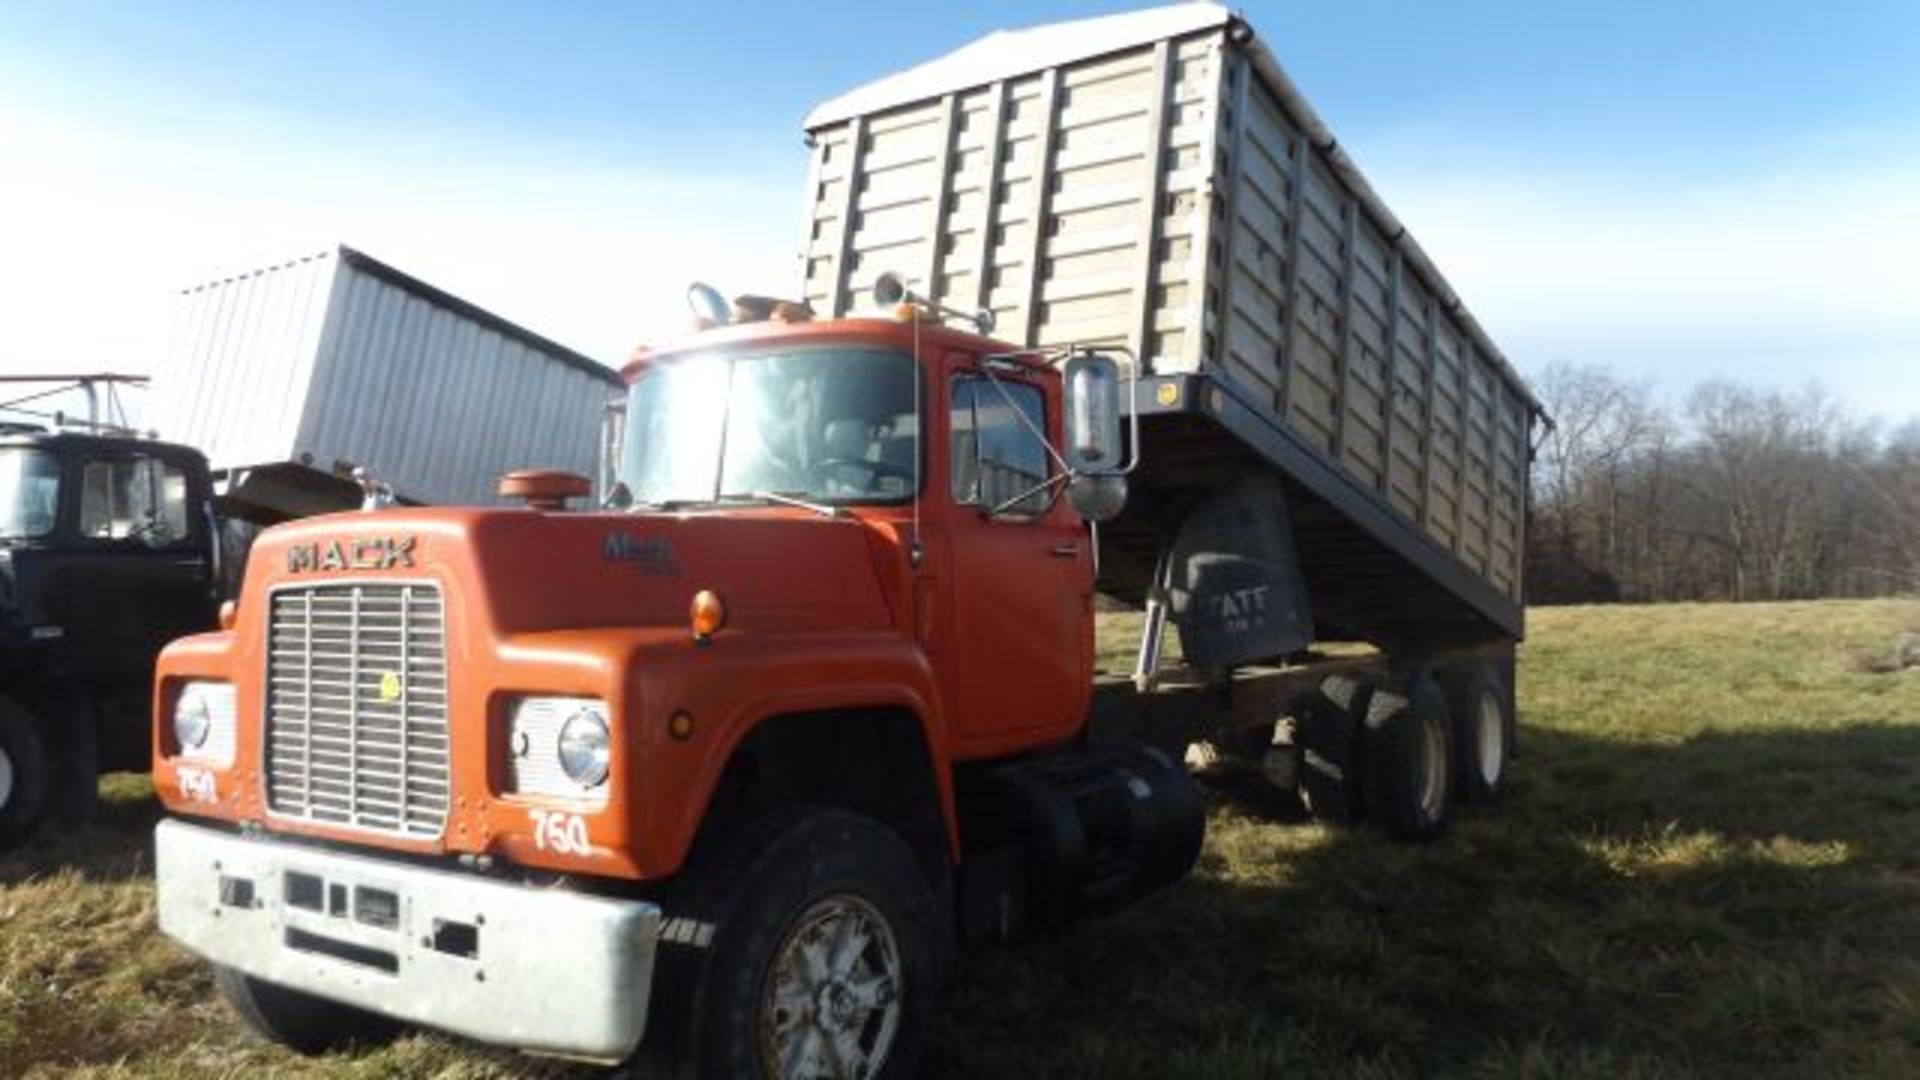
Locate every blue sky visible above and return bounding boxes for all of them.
[2,1,1916,424]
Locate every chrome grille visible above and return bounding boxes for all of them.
[265,582,449,837]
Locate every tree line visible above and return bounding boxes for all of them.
[1526,361,1919,604]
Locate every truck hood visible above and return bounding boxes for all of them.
[243,507,898,637]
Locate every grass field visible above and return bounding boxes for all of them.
[4,599,1918,1077]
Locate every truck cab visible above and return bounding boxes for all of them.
[150,308,1204,1074]
[1,430,219,848]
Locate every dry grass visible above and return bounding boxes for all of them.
[4,599,1919,1077]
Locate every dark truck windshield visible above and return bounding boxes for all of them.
[621,347,918,507]
[0,447,60,540]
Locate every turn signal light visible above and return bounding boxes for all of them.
[218,600,237,630]
[690,589,727,641]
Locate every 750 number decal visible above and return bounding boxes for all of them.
[527,809,591,855]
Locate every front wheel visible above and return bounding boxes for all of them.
[0,697,50,853]
[648,809,942,1080]
[213,965,402,1055]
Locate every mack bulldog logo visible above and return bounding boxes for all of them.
[286,535,417,573]
[603,530,679,575]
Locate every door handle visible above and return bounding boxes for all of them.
[1049,543,1080,558]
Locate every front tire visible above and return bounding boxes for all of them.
[0,697,50,853]
[649,809,942,1080]
[213,965,402,1055]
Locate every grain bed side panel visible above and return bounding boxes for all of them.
[807,32,1223,370]
[803,15,1532,606]
[1212,46,1528,600]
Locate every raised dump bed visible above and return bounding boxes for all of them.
[801,3,1539,652]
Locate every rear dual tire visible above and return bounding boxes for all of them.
[1297,670,1470,842]
[1295,674,1370,824]
[1362,673,1455,842]
[1444,663,1513,804]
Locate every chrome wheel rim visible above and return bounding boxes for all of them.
[760,894,903,1080]
[1476,693,1506,787]
[0,744,13,812]
[1418,710,1447,819]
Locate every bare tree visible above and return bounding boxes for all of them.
[1525,368,1916,605]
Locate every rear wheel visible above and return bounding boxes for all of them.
[1362,673,1454,841]
[646,808,942,1079]
[1444,663,1512,803]
[1295,674,1372,824]
[0,697,50,853]
[213,965,402,1055]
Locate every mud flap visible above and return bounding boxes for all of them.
[1163,477,1313,670]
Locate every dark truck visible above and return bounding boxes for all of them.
[0,427,219,848]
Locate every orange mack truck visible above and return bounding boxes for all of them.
[148,5,1540,1076]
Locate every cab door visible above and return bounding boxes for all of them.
[63,449,217,687]
[941,371,1092,752]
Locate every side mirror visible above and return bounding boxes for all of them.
[1067,474,1128,523]
[1062,353,1123,472]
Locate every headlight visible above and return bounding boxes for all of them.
[557,710,611,788]
[172,681,236,764]
[507,697,612,801]
[175,693,212,749]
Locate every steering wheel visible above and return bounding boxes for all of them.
[814,457,914,488]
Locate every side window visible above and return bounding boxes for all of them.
[78,457,190,544]
[950,376,1051,516]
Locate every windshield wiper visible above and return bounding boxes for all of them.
[732,491,843,518]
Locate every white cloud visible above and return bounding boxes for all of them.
[0,95,807,387]
[5,83,1917,433]
[1356,138,1920,421]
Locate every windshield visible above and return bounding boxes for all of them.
[0,448,61,540]
[621,347,918,507]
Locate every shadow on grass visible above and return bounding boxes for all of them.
[0,772,162,886]
[934,720,1920,1078]
[9,724,1920,1077]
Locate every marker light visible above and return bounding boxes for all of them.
[690,589,727,641]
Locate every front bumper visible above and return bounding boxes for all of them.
[154,819,662,1062]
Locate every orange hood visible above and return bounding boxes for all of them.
[243,506,901,638]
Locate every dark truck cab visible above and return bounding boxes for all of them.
[0,429,219,848]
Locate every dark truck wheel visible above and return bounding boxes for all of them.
[0,697,51,852]
[1295,674,1372,824]
[1362,673,1454,841]
[1443,662,1512,803]
[213,965,402,1055]
[648,808,942,1080]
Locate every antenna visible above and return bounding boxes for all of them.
[910,297,923,567]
